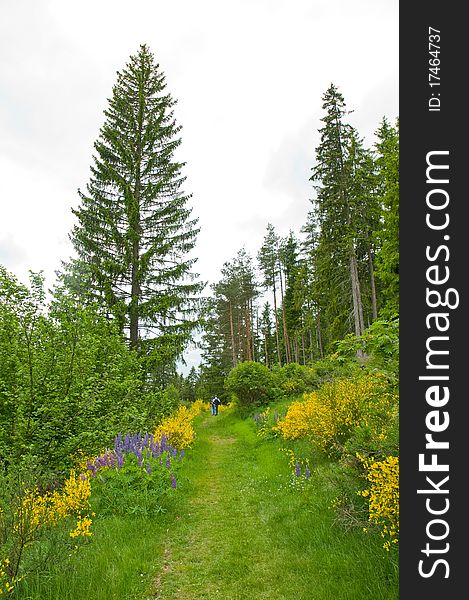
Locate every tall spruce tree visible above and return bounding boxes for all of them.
[70,45,203,368]
[374,117,399,316]
[310,84,369,345]
[257,224,282,365]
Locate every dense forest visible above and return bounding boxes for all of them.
[0,45,398,598]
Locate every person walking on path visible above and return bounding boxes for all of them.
[210,395,221,416]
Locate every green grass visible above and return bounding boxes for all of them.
[12,515,171,600]
[12,406,398,599]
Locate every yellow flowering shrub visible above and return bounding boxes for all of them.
[69,514,93,539]
[19,471,92,537]
[154,406,195,450]
[360,455,399,550]
[153,400,210,449]
[189,399,209,416]
[274,394,320,441]
[274,374,396,457]
[154,407,194,449]
[0,558,21,596]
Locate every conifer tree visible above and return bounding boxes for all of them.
[70,45,203,368]
[374,117,399,316]
[257,224,282,365]
[310,84,368,344]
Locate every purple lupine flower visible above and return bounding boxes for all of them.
[295,462,301,477]
[170,474,177,488]
[166,455,171,469]
[80,473,86,481]
[136,450,143,467]
[305,466,311,479]
[146,463,152,475]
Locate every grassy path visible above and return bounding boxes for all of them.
[148,409,398,600]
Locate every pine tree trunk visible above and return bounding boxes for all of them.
[368,248,378,321]
[278,262,291,363]
[245,302,252,361]
[272,277,282,365]
[130,91,144,350]
[316,309,324,358]
[130,245,139,349]
[130,183,141,349]
[294,338,299,363]
[350,252,365,338]
[229,301,237,367]
[251,300,257,361]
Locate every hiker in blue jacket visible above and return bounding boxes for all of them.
[211,395,221,416]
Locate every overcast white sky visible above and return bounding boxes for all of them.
[0,0,398,371]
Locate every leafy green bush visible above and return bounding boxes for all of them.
[224,361,275,408]
[271,363,317,395]
[311,354,360,384]
[0,267,150,473]
[335,317,399,386]
[145,384,182,428]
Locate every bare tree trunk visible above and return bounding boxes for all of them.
[316,309,324,358]
[368,248,378,321]
[350,252,365,338]
[245,302,252,361]
[272,277,282,366]
[130,241,140,349]
[229,301,237,367]
[278,261,291,363]
[251,300,257,361]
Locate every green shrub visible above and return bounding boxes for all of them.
[145,384,182,429]
[335,317,399,387]
[311,355,360,384]
[271,363,317,395]
[224,361,274,408]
